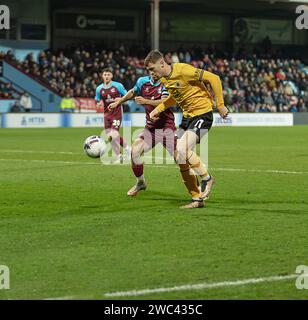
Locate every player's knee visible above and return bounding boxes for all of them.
[130,143,140,164]
[108,130,119,141]
[132,150,142,165]
[175,145,188,165]
[131,144,137,157]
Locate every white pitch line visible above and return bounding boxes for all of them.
[0,157,307,175]
[44,273,297,300]
[44,296,75,300]
[104,274,298,298]
[211,167,308,175]
[143,156,308,175]
[0,149,80,155]
[0,158,98,165]
[1,150,308,175]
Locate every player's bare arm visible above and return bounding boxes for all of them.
[96,100,104,108]
[108,89,135,110]
[135,96,167,107]
[218,106,229,119]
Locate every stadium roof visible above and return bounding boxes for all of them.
[50,0,302,15]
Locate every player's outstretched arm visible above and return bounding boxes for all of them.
[135,96,167,107]
[200,70,225,109]
[108,89,136,110]
[149,95,177,121]
[200,70,229,118]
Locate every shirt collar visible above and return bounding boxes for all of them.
[102,81,112,89]
[149,77,160,87]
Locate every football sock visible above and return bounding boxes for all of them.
[178,163,200,199]
[132,163,144,179]
[110,139,120,156]
[187,151,209,178]
[125,145,131,158]
[192,197,203,202]
[119,136,128,149]
[201,174,211,181]
[108,133,121,156]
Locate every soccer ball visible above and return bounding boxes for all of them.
[83,135,106,158]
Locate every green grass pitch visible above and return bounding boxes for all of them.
[0,126,308,300]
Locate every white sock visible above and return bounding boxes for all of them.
[137,175,145,183]
[201,174,211,181]
[192,197,202,201]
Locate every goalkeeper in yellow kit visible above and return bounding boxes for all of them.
[146,50,229,209]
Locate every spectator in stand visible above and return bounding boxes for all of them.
[19,92,32,112]
[0,81,19,99]
[3,82,13,96]
[60,91,76,112]
[171,52,179,63]
[10,101,22,112]
[297,98,307,112]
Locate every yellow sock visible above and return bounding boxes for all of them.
[178,163,200,199]
[187,151,209,178]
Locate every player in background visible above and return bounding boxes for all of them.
[95,68,131,162]
[147,50,229,209]
[109,73,176,196]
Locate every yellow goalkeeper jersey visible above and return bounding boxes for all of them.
[157,63,225,118]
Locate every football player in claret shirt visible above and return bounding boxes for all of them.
[146,50,229,209]
[95,68,131,162]
[109,73,177,196]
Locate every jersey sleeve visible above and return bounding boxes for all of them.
[181,64,225,110]
[117,83,127,96]
[95,86,101,101]
[111,82,127,96]
[161,86,169,99]
[200,70,224,110]
[133,78,143,95]
[156,95,177,113]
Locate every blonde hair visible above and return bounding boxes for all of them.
[144,49,164,66]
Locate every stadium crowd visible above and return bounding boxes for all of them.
[1,45,308,112]
[0,80,19,99]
